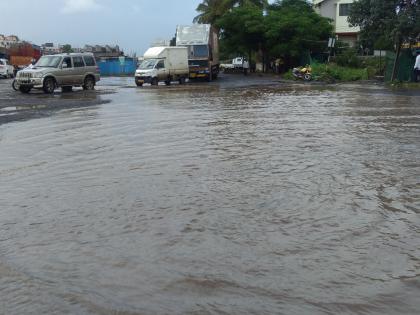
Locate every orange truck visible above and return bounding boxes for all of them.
[8,43,41,67]
[10,55,34,67]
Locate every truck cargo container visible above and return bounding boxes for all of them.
[10,55,34,67]
[135,46,189,86]
[8,43,41,67]
[176,24,219,81]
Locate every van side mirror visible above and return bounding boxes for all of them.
[62,63,68,69]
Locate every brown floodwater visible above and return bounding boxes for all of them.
[0,76,419,314]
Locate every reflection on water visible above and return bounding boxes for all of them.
[0,79,419,315]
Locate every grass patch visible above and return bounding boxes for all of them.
[313,63,368,82]
[283,63,369,82]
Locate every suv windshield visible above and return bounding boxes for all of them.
[35,56,62,68]
[139,59,158,70]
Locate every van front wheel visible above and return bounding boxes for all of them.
[151,77,158,86]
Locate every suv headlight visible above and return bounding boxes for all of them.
[34,73,43,78]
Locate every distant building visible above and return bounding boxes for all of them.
[313,0,360,47]
[41,43,62,55]
[0,34,21,49]
[84,45,122,58]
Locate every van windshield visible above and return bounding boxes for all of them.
[35,56,62,68]
[139,59,158,70]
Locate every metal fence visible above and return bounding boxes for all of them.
[98,57,137,76]
[385,49,416,82]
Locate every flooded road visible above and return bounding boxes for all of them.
[0,76,419,314]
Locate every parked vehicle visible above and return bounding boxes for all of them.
[8,42,41,67]
[10,56,35,68]
[220,62,234,71]
[232,57,245,69]
[0,59,14,78]
[12,64,33,90]
[292,65,312,81]
[221,57,250,74]
[15,53,100,94]
[135,47,189,86]
[12,78,19,91]
[176,24,219,81]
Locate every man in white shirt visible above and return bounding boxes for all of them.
[414,51,420,82]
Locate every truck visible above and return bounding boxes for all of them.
[176,24,219,81]
[220,57,250,73]
[8,43,41,68]
[10,56,34,68]
[135,46,189,86]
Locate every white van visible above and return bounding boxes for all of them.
[0,59,14,78]
[135,47,189,86]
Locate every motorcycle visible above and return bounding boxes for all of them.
[292,65,312,81]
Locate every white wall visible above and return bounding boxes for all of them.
[335,0,359,34]
[314,0,336,21]
[314,0,359,34]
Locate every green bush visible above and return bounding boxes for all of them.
[283,69,294,80]
[282,63,369,82]
[334,50,385,77]
[360,57,386,76]
[312,63,368,82]
[336,49,362,68]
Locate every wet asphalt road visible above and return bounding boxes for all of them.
[0,75,420,315]
[0,75,280,125]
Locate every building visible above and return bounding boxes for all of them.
[41,43,63,55]
[313,0,359,47]
[0,35,21,49]
[84,45,122,58]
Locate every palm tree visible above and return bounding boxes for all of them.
[193,0,232,25]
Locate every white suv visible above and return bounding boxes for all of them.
[0,59,14,78]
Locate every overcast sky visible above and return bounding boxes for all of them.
[0,0,203,55]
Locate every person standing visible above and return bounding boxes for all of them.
[275,58,280,74]
[243,59,249,76]
[414,51,420,82]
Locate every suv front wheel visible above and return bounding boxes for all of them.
[19,86,31,94]
[43,77,56,94]
[83,76,95,90]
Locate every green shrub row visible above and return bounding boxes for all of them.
[283,63,369,82]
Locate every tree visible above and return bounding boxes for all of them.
[61,44,73,53]
[264,0,332,67]
[215,0,332,71]
[193,0,268,27]
[216,4,266,60]
[230,0,268,8]
[348,0,420,81]
[193,0,232,26]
